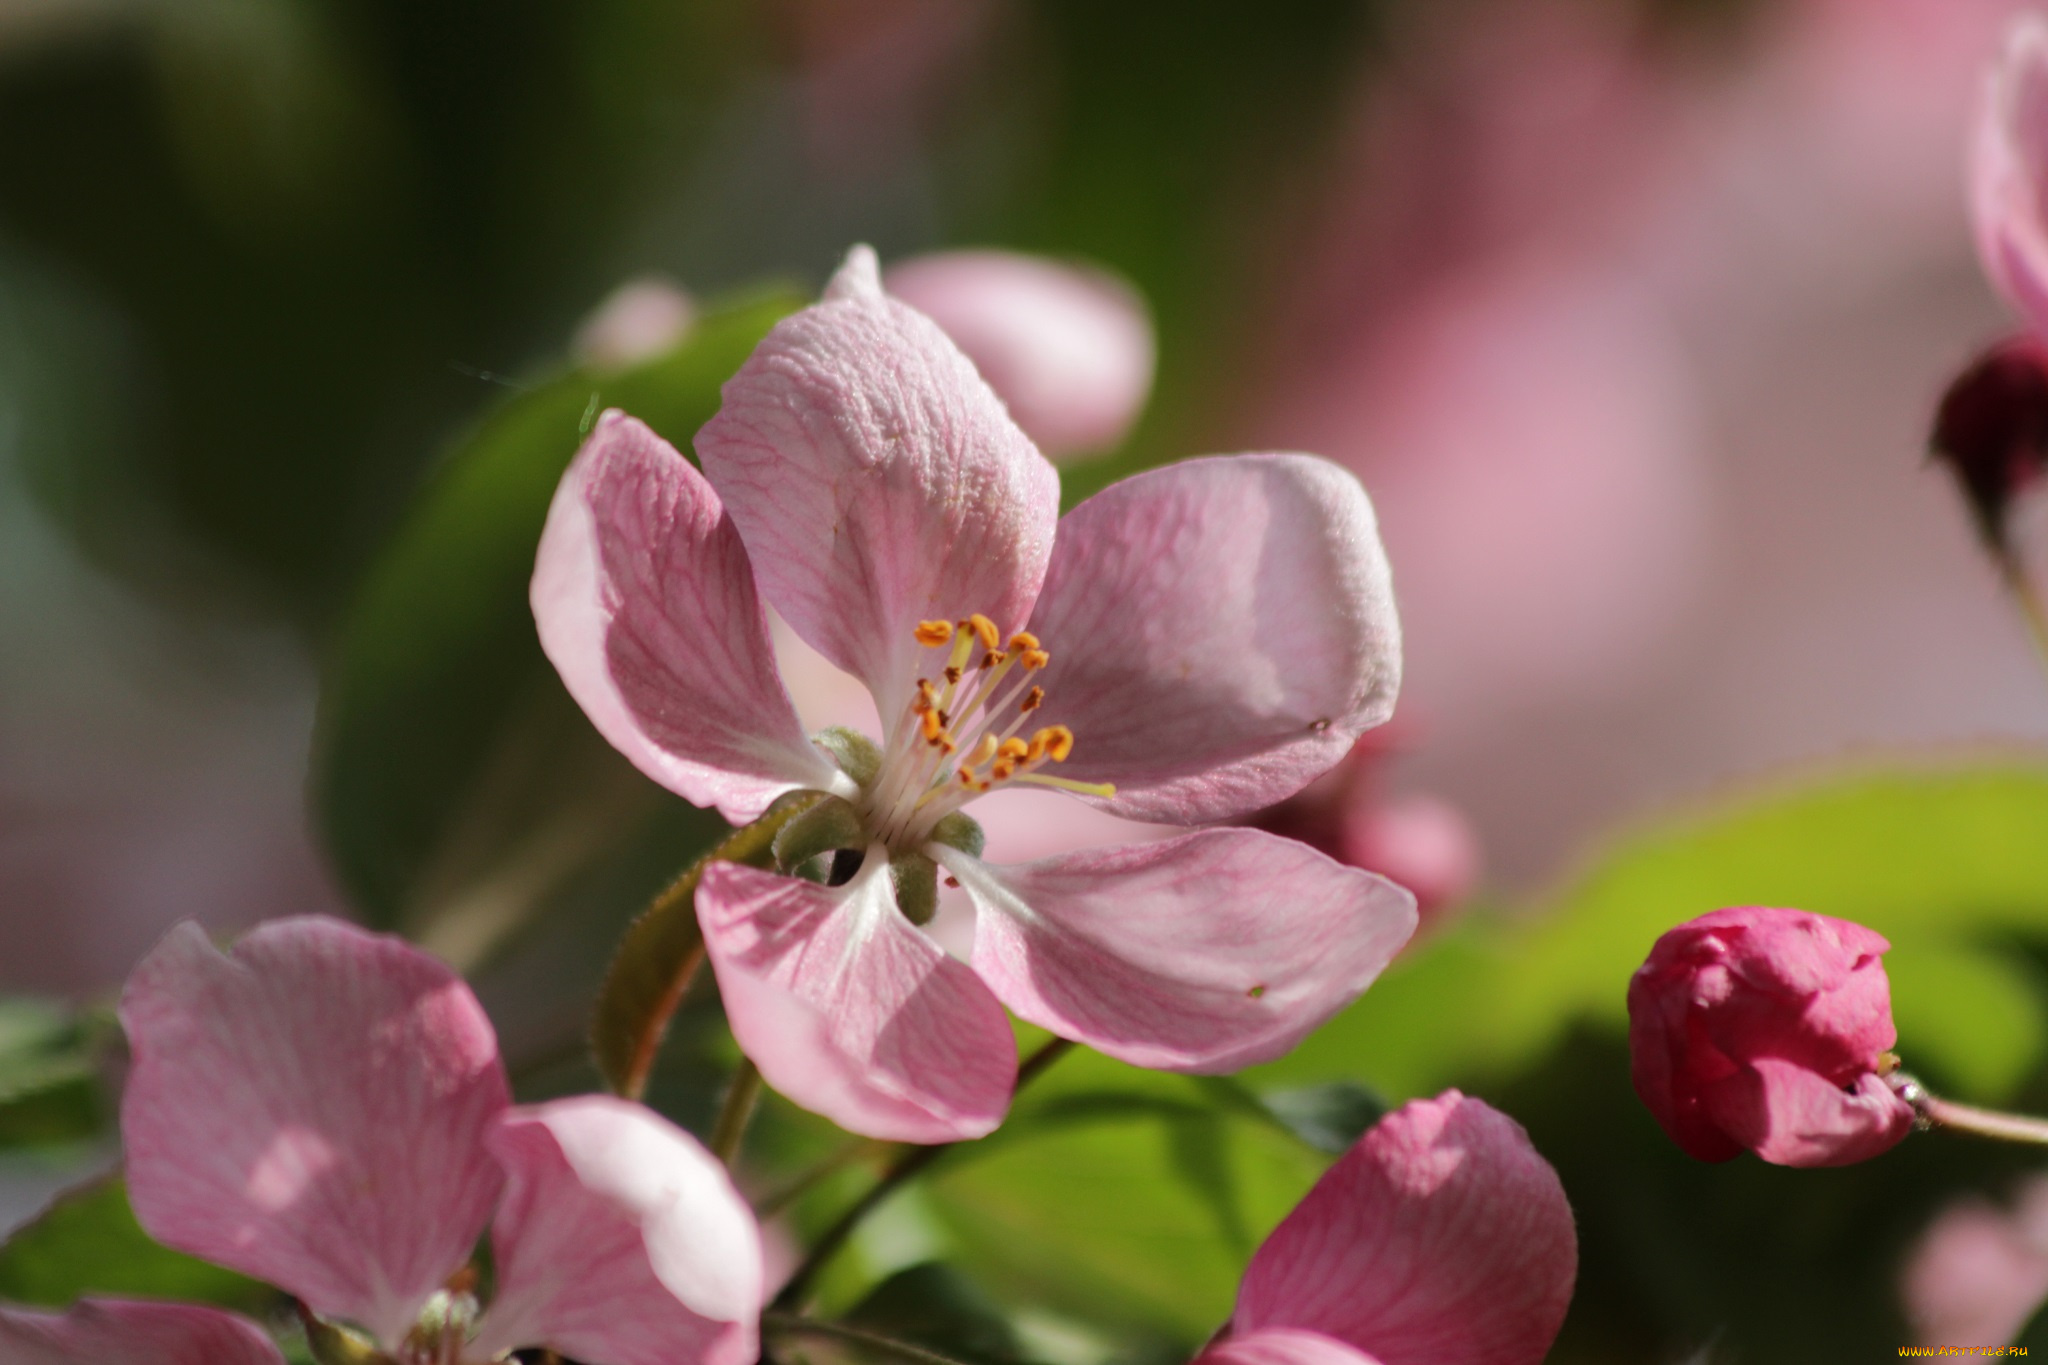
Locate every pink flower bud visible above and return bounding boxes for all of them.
[1626,907,1915,1168]
[883,250,1154,460]
[1930,332,2048,557]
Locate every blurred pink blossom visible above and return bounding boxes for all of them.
[0,1298,284,1365]
[886,250,1155,459]
[575,276,698,372]
[1901,1175,2048,1348]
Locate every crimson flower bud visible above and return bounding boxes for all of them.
[1626,907,1915,1168]
[1930,333,2048,558]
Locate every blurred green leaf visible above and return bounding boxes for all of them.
[1253,1081,1387,1155]
[313,292,799,929]
[1251,764,2048,1104]
[0,1000,106,1149]
[0,1175,277,1311]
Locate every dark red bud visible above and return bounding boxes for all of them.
[1931,333,2048,555]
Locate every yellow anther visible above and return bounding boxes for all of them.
[915,620,954,648]
[997,738,1030,762]
[944,665,963,684]
[1019,648,1050,671]
[979,651,1000,670]
[965,614,1000,651]
[914,679,938,714]
[991,760,1016,782]
[920,709,946,744]
[965,734,999,769]
[1020,686,1045,713]
[957,767,977,787]
[1008,631,1040,653]
[1025,735,1047,763]
[1034,725,1074,762]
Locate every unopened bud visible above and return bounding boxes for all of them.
[1930,333,2048,559]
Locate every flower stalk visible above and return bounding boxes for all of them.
[1891,1069,2048,1147]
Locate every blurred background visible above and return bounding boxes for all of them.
[4,0,2048,1360]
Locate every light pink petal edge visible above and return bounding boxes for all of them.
[1703,1058,1915,1169]
[0,1299,286,1365]
[1234,1091,1577,1365]
[883,249,1154,460]
[1975,14,2048,335]
[694,245,1061,711]
[533,410,841,823]
[1197,1327,1386,1365]
[1022,453,1400,825]
[939,828,1415,1072]
[119,917,509,1348]
[697,853,1017,1143]
[476,1096,762,1365]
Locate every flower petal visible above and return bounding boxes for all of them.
[1975,13,2048,335]
[1234,1091,1576,1365]
[119,918,509,1348]
[695,246,1060,707]
[533,410,840,823]
[0,1300,285,1365]
[883,250,1154,460]
[697,852,1016,1142]
[1022,454,1400,824]
[939,829,1414,1072]
[1701,1058,1915,1169]
[474,1096,761,1365]
[1198,1327,1386,1365]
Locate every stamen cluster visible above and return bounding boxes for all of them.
[864,613,1111,848]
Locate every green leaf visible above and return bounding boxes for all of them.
[0,1175,277,1311]
[0,999,106,1148]
[1249,764,2048,1104]
[844,1262,1024,1365]
[919,1049,1325,1343]
[1254,1081,1387,1155]
[314,292,800,929]
[590,792,824,1098]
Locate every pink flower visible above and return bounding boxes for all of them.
[0,1299,285,1365]
[532,245,1415,1143]
[883,250,1155,459]
[1901,1175,2048,1350]
[117,916,763,1365]
[1974,12,2048,336]
[1197,1091,1577,1365]
[1626,906,1916,1168]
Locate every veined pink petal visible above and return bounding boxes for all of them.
[883,250,1154,460]
[695,245,1060,708]
[0,1300,285,1365]
[533,410,840,823]
[1235,1092,1576,1365]
[1022,454,1400,825]
[119,918,509,1348]
[1198,1327,1386,1365]
[476,1097,761,1365]
[1701,1057,1915,1169]
[1974,14,2048,335]
[697,853,1016,1143]
[938,829,1415,1072]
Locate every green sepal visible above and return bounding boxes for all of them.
[928,812,985,859]
[772,795,867,874]
[813,727,883,788]
[891,851,940,926]
[302,1309,392,1365]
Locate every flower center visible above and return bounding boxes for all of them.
[860,613,1113,848]
[398,1284,480,1365]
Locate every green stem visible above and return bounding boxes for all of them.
[772,1037,1074,1310]
[712,1058,765,1166]
[592,793,823,1100]
[762,1312,981,1365]
[755,1137,887,1218]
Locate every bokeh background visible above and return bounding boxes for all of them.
[5,0,2048,1361]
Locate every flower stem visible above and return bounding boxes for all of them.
[2002,556,2048,680]
[1891,1069,2048,1146]
[762,1312,979,1365]
[712,1058,764,1166]
[771,1037,1074,1311]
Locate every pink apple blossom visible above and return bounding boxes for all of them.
[532,244,1415,1144]
[117,916,763,1365]
[1627,906,1915,1168]
[884,249,1155,459]
[1197,1091,1577,1365]
[0,1299,285,1365]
